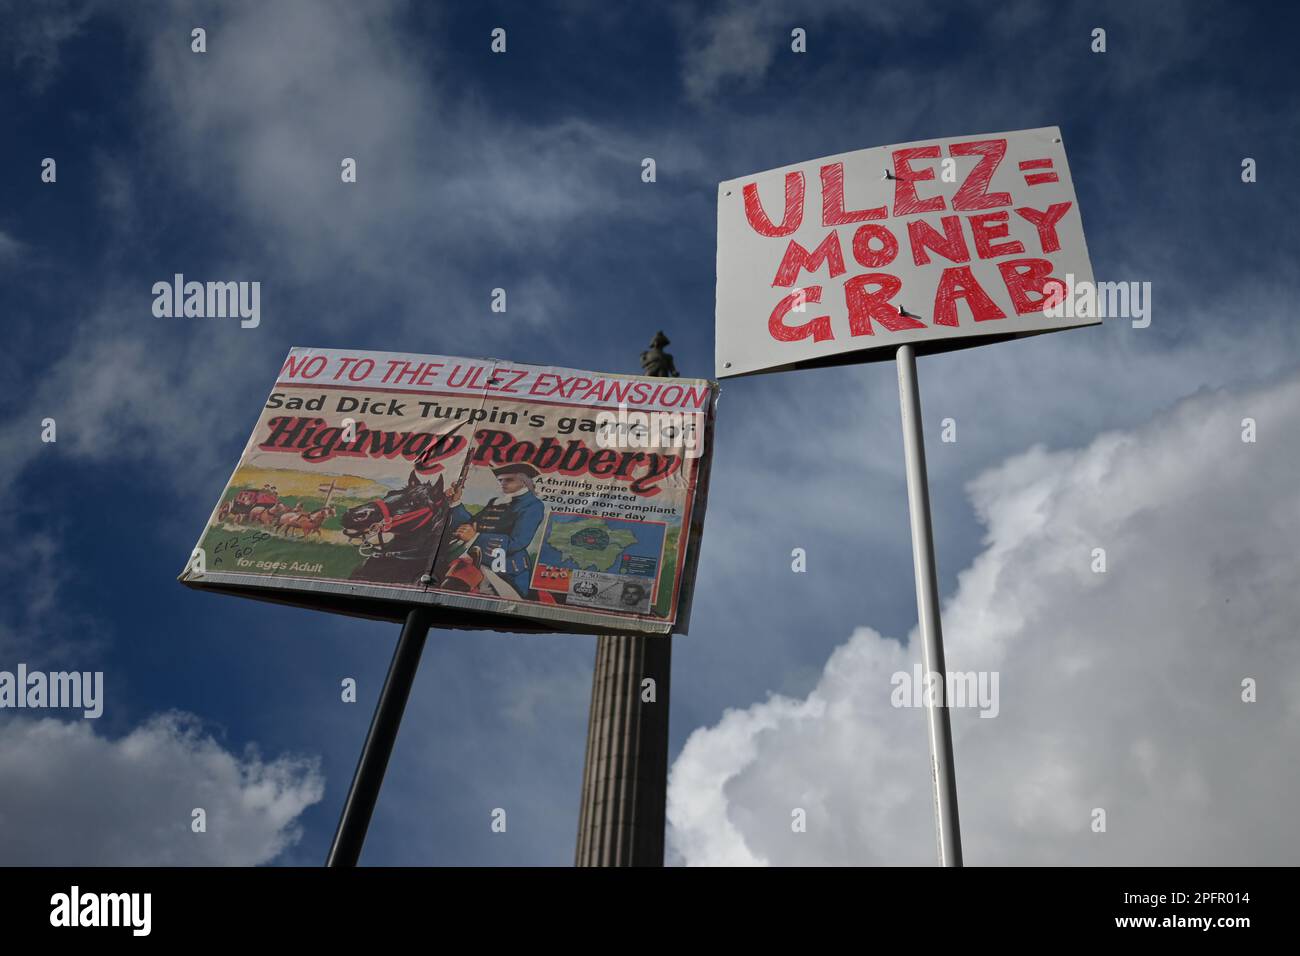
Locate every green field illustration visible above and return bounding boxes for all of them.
[200,466,392,579]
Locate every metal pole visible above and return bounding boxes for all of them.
[895,344,963,867]
[326,605,431,867]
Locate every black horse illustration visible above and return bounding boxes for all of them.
[340,471,454,585]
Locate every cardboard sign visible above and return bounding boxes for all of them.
[715,126,1097,377]
[179,347,717,636]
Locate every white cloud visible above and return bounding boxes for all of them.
[669,369,1300,865]
[0,323,261,512]
[674,0,922,103]
[0,712,323,864]
[0,0,97,92]
[117,0,702,325]
[0,230,24,264]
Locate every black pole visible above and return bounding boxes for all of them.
[326,606,431,867]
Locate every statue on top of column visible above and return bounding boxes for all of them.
[640,331,679,378]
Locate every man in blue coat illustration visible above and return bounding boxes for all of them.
[447,462,546,599]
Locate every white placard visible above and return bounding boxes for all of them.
[716,126,1097,377]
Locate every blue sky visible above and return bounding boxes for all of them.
[2,0,1299,866]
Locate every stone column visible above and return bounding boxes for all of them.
[574,332,679,867]
[574,632,671,865]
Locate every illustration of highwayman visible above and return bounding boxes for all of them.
[447,463,546,599]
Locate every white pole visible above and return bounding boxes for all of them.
[895,344,963,867]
